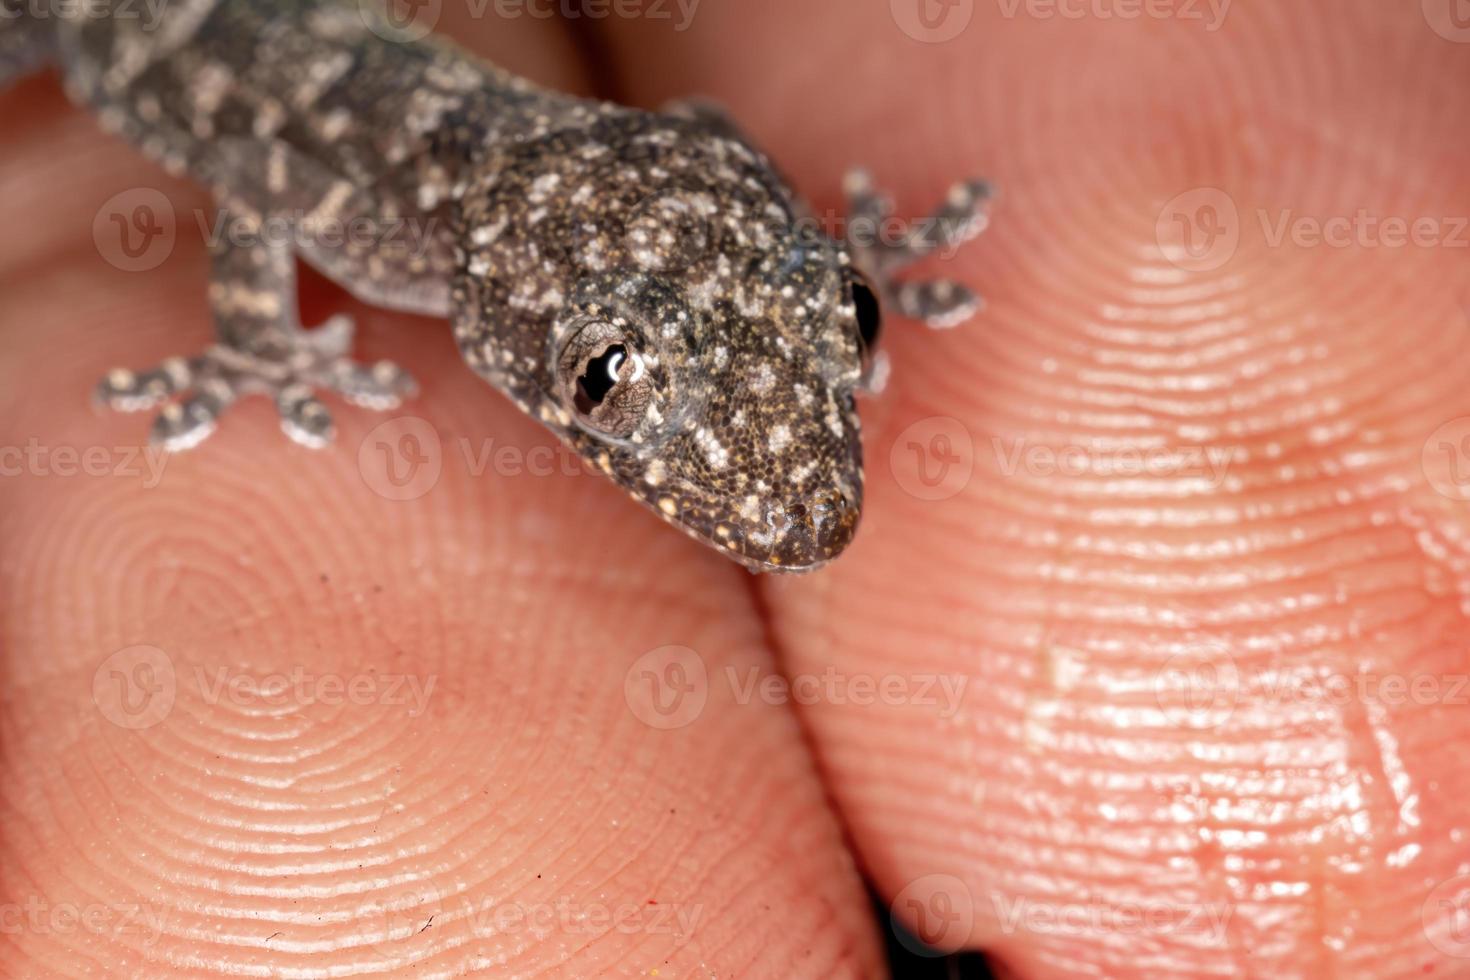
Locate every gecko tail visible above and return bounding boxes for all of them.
[0,6,55,89]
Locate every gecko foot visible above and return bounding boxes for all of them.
[843,168,993,329]
[96,315,418,451]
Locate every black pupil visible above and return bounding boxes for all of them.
[852,279,882,350]
[575,344,627,413]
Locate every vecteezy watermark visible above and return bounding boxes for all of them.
[624,645,709,730]
[194,665,437,716]
[1423,873,1470,958]
[1154,644,1470,730]
[462,897,703,944]
[992,437,1237,488]
[92,646,439,728]
[889,416,975,502]
[1422,416,1470,501]
[890,875,975,956]
[1156,187,1241,272]
[0,439,169,488]
[362,878,445,957]
[992,894,1234,942]
[1257,210,1470,250]
[614,194,983,274]
[818,208,983,264]
[1,0,168,32]
[356,417,593,501]
[93,187,176,273]
[195,209,442,262]
[1422,0,1470,43]
[92,193,440,272]
[1153,646,1240,729]
[93,645,177,730]
[500,0,703,33]
[359,416,445,501]
[1158,188,1470,271]
[623,647,970,729]
[891,0,976,43]
[995,0,1231,31]
[359,874,703,956]
[725,666,968,719]
[359,0,701,43]
[360,0,444,41]
[890,421,1239,500]
[0,897,168,946]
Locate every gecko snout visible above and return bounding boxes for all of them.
[736,485,863,572]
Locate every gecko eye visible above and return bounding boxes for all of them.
[849,271,882,352]
[556,319,653,440]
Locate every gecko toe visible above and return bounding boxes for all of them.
[893,280,981,329]
[150,390,228,452]
[841,169,990,331]
[327,358,418,410]
[277,384,335,449]
[95,357,195,412]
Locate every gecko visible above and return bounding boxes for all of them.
[0,0,991,572]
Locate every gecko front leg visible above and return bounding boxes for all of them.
[96,142,420,450]
[844,168,993,329]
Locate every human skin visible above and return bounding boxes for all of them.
[3,0,1470,977]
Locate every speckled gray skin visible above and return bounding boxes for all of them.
[3,0,991,572]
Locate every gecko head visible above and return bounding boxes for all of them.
[458,111,879,571]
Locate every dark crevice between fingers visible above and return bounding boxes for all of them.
[550,3,629,104]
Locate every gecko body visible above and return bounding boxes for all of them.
[1,0,991,571]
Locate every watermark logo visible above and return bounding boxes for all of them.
[464,897,703,943]
[891,0,975,42]
[624,646,708,730]
[1157,187,1239,272]
[1152,645,1241,729]
[93,188,175,273]
[93,645,177,730]
[624,652,970,728]
[360,0,443,42]
[358,416,444,501]
[992,437,1236,488]
[363,878,444,957]
[361,0,701,40]
[1259,211,1469,250]
[890,874,975,955]
[93,648,439,727]
[0,439,169,487]
[604,196,980,274]
[197,209,442,262]
[1423,417,1470,501]
[889,416,975,501]
[724,666,968,718]
[994,0,1231,31]
[1153,647,1470,730]
[1423,873,1470,958]
[194,666,437,715]
[1160,189,1469,268]
[3,0,168,31]
[992,894,1234,941]
[0,897,168,946]
[625,192,712,273]
[1423,0,1470,42]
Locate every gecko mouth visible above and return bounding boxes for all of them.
[676,486,864,573]
[748,490,862,572]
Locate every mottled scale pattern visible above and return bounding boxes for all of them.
[7,0,989,572]
[455,113,866,568]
